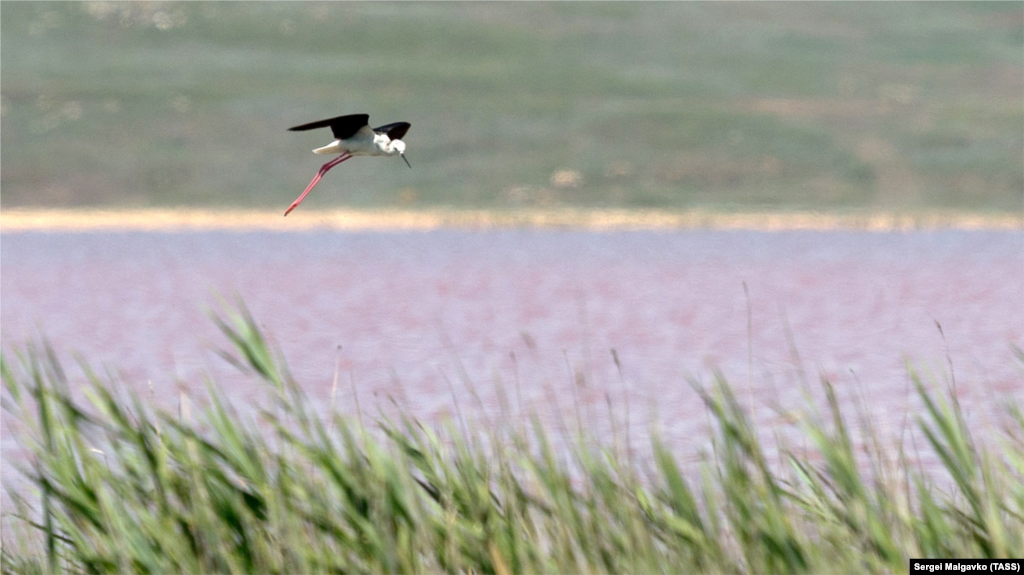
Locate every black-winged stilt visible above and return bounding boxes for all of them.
[284,113,411,216]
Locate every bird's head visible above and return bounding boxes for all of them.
[388,139,411,168]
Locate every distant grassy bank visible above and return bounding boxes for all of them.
[2,207,1022,233]
[2,3,1021,212]
[2,304,1023,573]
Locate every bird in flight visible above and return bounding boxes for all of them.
[285,113,411,216]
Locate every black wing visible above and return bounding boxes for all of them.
[288,114,370,141]
[373,122,411,141]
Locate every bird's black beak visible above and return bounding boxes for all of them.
[401,153,411,169]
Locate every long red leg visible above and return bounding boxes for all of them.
[284,153,352,216]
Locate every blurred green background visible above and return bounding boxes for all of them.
[2,2,1021,212]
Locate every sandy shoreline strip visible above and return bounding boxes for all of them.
[2,208,1022,232]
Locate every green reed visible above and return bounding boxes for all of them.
[2,303,1022,574]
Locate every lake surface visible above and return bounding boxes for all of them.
[2,229,1023,470]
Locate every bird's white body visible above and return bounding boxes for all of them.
[312,126,406,158]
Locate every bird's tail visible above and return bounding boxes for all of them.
[312,142,345,155]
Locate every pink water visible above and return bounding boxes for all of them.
[2,229,1023,479]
